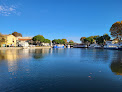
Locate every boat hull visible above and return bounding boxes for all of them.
[53,46,64,48]
[118,47,122,50]
[104,47,118,50]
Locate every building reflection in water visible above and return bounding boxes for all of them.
[0,48,51,75]
[0,49,20,75]
[110,51,122,75]
[0,48,51,61]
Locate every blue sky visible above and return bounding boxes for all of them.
[0,0,122,42]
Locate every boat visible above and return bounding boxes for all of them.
[103,40,119,50]
[104,44,119,50]
[89,44,102,49]
[88,44,96,48]
[118,43,122,50]
[94,44,102,49]
[53,44,64,48]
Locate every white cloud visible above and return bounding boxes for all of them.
[0,5,18,16]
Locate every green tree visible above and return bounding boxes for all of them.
[93,35,100,40]
[103,34,110,41]
[12,32,22,37]
[80,37,86,43]
[84,37,93,44]
[32,35,45,42]
[62,39,67,44]
[52,39,57,44]
[110,21,122,41]
[44,39,50,43]
[52,39,65,44]
[96,36,104,45]
[68,40,74,45]
[69,40,74,43]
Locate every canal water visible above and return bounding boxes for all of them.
[0,48,122,92]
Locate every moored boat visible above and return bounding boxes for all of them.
[89,44,102,49]
[94,44,102,49]
[104,44,119,50]
[118,43,122,50]
[53,44,64,48]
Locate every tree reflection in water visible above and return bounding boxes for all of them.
[33,49,51,59]
[33,49,44,59]
[110,51,122,75]
[80,49,111,62]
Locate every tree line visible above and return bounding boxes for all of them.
[0,32,75,44]
[32,35,50,43]
[80,21,122,45]
[1,21,122,45]
[80,34,110,45]
[52,39,74,44]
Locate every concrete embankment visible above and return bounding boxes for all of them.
[0,46,52,50]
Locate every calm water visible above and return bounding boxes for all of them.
[0,48,122,92]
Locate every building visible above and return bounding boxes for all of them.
[41,43,50,46]
[16,37,32,47]
[0,35,16,47]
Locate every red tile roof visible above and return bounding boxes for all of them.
[18,39,32,41]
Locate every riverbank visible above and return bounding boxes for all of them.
[0,46,52,50]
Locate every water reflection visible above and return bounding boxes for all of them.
[0,49,51,74]
[79,49,112,62]
[0,49,31,62]
[0,50,19,62]
[0,48,122,92]
[0,48,51,61]
[33,49,51,59]
[110,51,122,75]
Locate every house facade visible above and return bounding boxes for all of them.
[0,35,16,47]
[16,37,32,47]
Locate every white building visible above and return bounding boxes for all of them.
[16,37,32,47]
[41,43,50,46]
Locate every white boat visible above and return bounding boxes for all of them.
[94,44,102,49]
[104,41,119,50]
[89,44,101,49]
[104,44,119,50]
[88,44,96,48]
